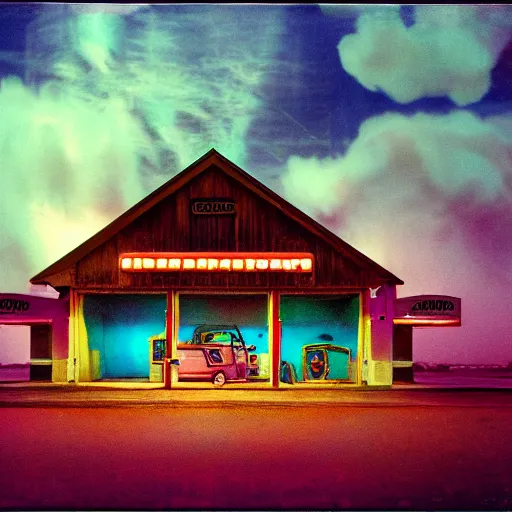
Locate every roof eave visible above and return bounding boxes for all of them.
[30,149,404,286]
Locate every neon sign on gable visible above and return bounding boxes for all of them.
[191,199,236,215]
[119,252,314,273]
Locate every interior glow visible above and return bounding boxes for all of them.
[119,252,314,273]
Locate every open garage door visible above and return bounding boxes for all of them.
[83,294,167,380]
[174,294,270,385]
[280,295,360,384]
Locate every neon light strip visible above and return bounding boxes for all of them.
[393,318,461,326]
[119,252,314,273]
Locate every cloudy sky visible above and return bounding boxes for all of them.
[0,4,511,364]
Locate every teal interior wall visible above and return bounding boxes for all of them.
[280,295,359,381]
[325,350,351,379]
[84,294,166,379]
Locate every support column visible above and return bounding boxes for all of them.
[73,293,90,382]
[68,290,78,383]
[164,290,176,389]
[359,289,372,385]
[270,291,281,389]
[368,284,396,385]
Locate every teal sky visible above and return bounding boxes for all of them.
[0,4,511,364]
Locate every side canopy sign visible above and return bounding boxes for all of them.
[394,295,461,326]
[0,293,68,323]
[0,297,30,314]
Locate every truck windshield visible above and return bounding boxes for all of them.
[201,331,243,347]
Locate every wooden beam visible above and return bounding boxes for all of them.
[164,290,175,389]
[270,291,281,388]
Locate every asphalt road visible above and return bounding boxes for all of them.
[1,401,512,510]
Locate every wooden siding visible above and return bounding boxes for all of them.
[74,166,389,290]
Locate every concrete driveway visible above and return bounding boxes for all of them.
[1,390,511,510]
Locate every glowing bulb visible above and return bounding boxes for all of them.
[300,258,312,271]
[142,258,155,269]
[156,258,168,269]
[168,259,181,270]
[256,259,269,270]
[133,258,142,269]
[282,259,291,270]
[220,259,231,270]
[291,259,300,270]
[121,258,132,269]
[245,259,256,270]
[232,259,244,270]
[197,258,207,270]
[183,259,195,269]
[270,259,282,270]
[208,259,219,270]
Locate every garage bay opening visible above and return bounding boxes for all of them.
[174,294,270,386]
[280,295,360,385]
[83,294,167,382]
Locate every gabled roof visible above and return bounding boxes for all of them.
[31,149,403,285]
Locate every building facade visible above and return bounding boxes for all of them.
[1,150,461,388]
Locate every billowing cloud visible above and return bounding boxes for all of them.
[282,111,512,363]
[284,110,509,216]
[415,5,512,63]
[319,5,400,19]
[337,6,503,105]
[0,6,284,293]
[75,13,124,73]
[0,76,149,291]
[70,5,146,16]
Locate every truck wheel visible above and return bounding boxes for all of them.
[213,372,226,386]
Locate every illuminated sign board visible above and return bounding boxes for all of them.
[119,252,314,273]
[191,199,236,215]
[0,293,69,325]
[0,298,30,314]
[394,295,461,326]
